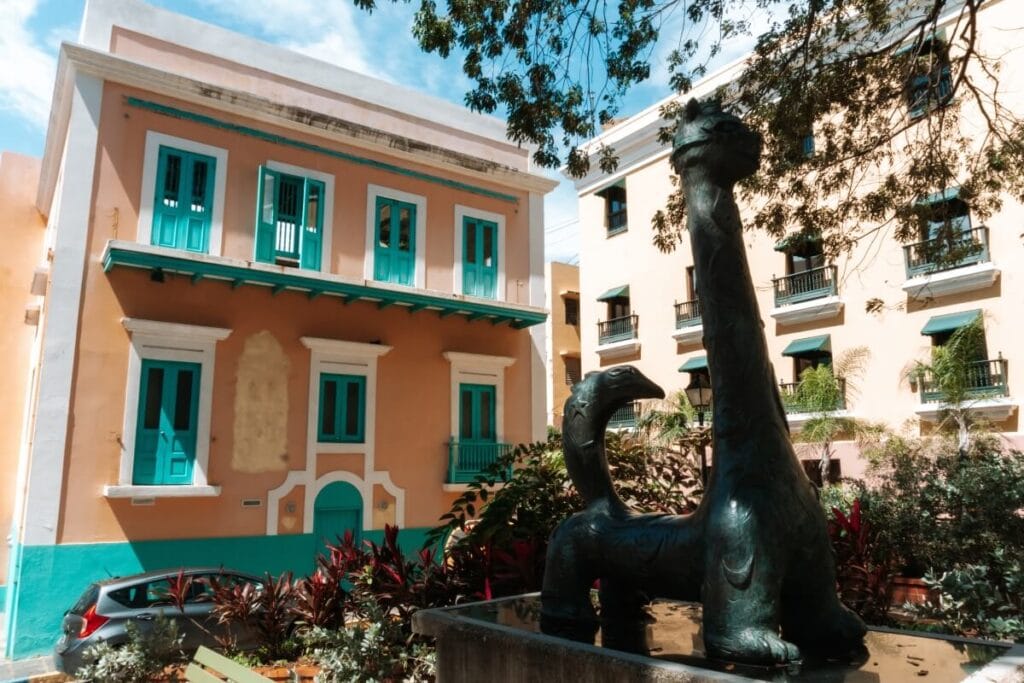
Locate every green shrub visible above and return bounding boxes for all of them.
[76,616,183,682]
[910,551,1024,641]
[305,597,435,682]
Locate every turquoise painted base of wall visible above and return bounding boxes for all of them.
[5,527,433,659]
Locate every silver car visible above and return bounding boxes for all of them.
[54,567,260,675]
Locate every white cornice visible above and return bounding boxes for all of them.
[301,337,394,360]
[38,43,559,215]
[443,351,517,369]
[122,317,232,342]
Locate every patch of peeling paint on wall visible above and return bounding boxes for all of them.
[233,331,289,473]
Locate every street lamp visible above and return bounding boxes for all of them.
[684,373,713,486]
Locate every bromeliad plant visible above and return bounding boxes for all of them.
[828,498,896,625]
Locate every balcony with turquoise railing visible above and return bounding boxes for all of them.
[672,299,703,344]
[446,439,513,484]
[901,227,999,301]
[769,265,843,325]
[607,402,639,430]
[596,314,640,359]
[778,378,847,414]
[913,355,1016,423]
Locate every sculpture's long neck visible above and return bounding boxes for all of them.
[682,170,789,464]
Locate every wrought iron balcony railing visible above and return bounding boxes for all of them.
[598,314,638,345]
[918,357,1009,404]
[675,299,702,328]
[779,377,847,414]
[903,226,989,279]
[772,265,838,308]
[447,439,513,484]
[608,402,639,430]
[607,208,628,235]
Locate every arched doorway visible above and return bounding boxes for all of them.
[312,481,362,557]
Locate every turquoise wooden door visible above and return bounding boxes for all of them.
[459,384,496,444]
[152,146,215,253]
[313,482,362,554]
[373,197,416,285]
[462,217,498,298]
[254,167,324,270]
[133,360,200,485]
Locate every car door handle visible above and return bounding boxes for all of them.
[135,613,155,621]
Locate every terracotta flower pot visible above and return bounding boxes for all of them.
[890,576,936,606]
[252,665,292,681]
[294,663,321,682]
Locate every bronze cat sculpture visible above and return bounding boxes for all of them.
[539,100,867,666]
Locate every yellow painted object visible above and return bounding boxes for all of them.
[185,646,272,683]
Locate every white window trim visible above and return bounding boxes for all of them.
[364,184,427,289]
[138,131,229,256]
[263,160,335,273]
[453,204,506,301]
[292,337,395,534]
[443,351,515,442]
[107,318,232,498]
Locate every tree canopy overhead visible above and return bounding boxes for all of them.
[354,0,1024,254]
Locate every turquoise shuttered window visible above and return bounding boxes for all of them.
[318,374,366,443]
[152,146,216,253]
[255,166,325,270]
[462,216,498,299]
[373,196,416,285]
[459,383,496,444]
[133,360,201,485]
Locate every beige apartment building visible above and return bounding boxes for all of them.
[572,0,1022,480]
[545,262,581,427]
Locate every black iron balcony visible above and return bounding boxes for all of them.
[772,265,838,308]
[675,299,702,328]
[778,377,847,414]
[607,208,628,236]
[608,402,639,430]
[918,356,1009,404]
[903,226,989,278]
[598,314,638,345]
[447,439,513,484]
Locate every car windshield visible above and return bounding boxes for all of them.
[70,584,99,615]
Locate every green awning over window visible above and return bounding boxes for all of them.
[597,284,630,301]
[773,231,823,254]
[920,309,981,336]
[782,335,831,357]
[678,356,708,372]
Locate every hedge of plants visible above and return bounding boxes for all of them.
[77,429,1024,681]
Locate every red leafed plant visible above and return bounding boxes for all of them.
[828,498,895,623]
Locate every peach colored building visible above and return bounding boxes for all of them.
[544,262,581,428]
[573,0,1022,481]
[0,0,555,657]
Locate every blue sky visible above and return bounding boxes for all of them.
[0,0,761,263]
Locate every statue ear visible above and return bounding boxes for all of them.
[684,98,702,122]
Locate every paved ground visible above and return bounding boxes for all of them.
[0,656,63,683]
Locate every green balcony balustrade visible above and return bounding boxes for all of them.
[675,299,702,328]
[598,314,638,345]
[918,356,1009,404]
[607,208,628,236]
[608,402,640,430]
[903,226,990,278]
[779,377,847,414]
[446,439,513,484]
[772,265,838,308]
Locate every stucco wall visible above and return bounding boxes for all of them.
[0,154,46,582]
[546,262,580,427]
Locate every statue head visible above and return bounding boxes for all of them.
[571,365,665,422]
[671,98,762,184]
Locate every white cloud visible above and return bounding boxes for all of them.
[199,0,377,78]
[0,0,59,130]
